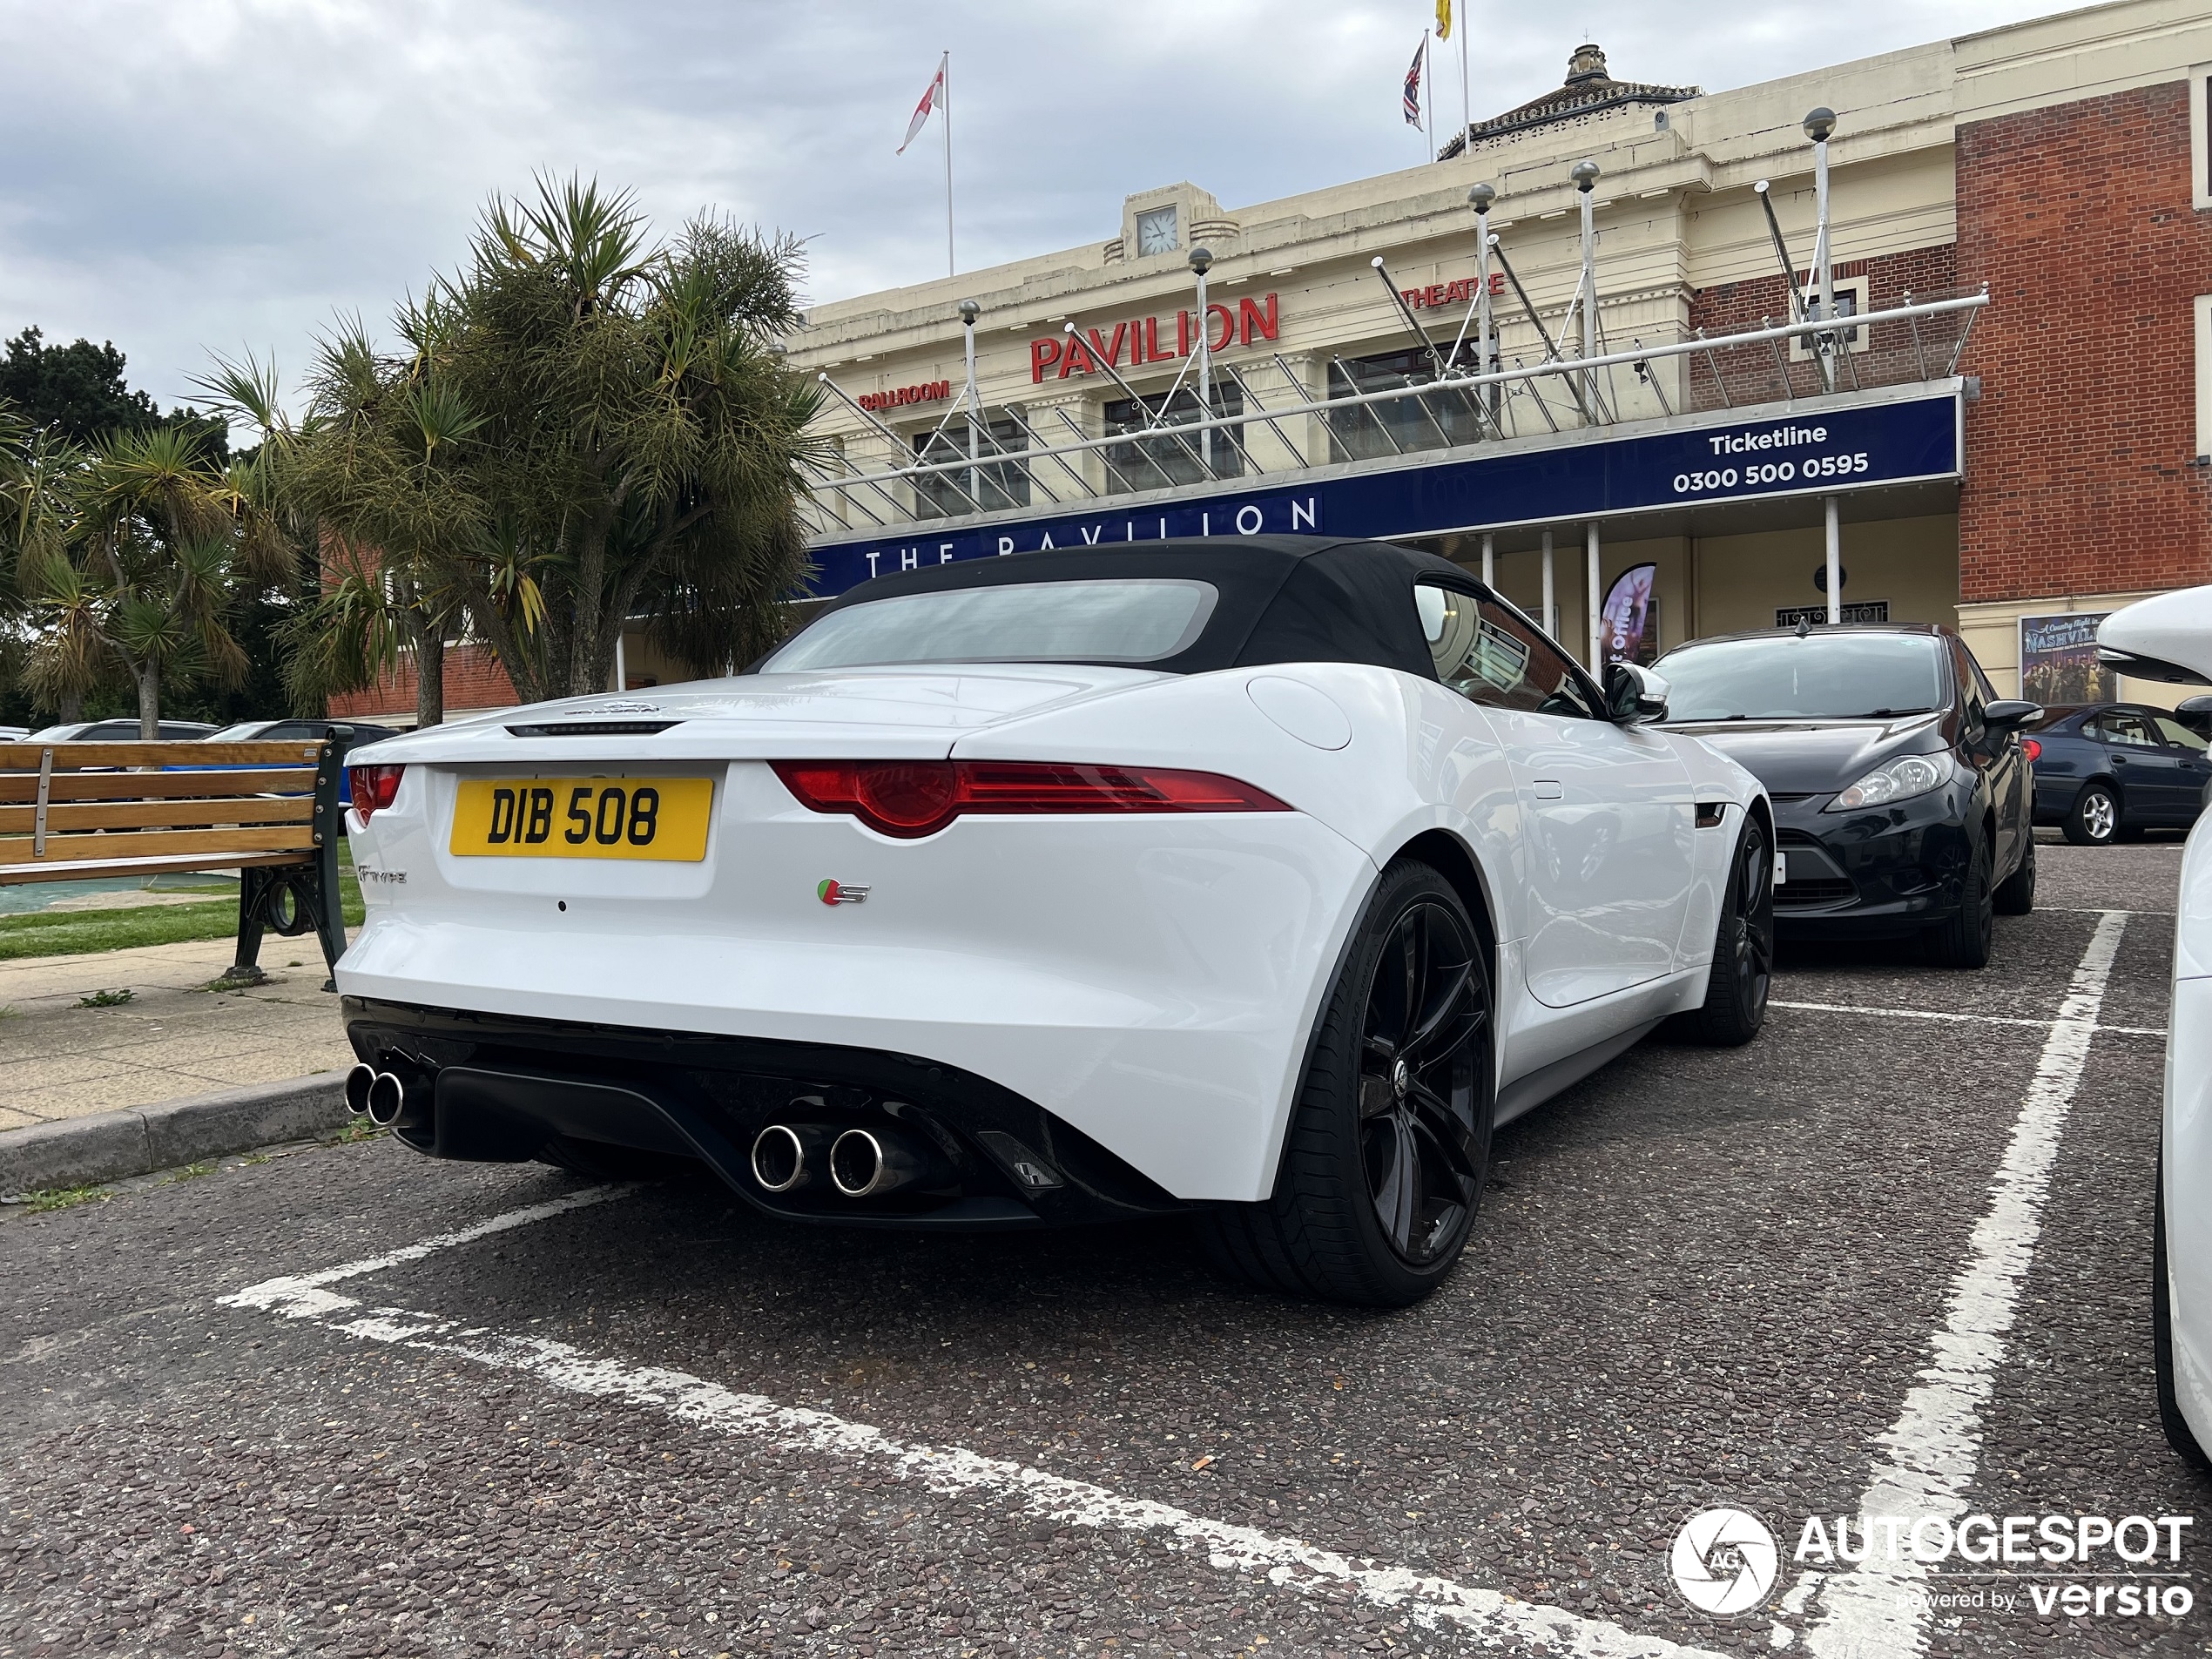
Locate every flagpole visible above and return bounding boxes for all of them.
[941,50,954,277]
[1424,30,1434,163]
[1458,9,1470,152]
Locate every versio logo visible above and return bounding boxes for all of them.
[1672,1508,1780,1615]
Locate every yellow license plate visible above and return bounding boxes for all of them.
[449,777,714,861]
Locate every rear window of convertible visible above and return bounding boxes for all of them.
[765,578,1219,671]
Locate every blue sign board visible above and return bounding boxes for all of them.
[806,391,1960,597]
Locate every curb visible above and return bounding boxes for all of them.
[0,1075,354,1197]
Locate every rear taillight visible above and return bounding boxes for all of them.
[2020,738,2042,762]
[770,759,1291,840]
[349,765,405,822]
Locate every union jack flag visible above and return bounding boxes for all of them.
[1403,37,1426,128]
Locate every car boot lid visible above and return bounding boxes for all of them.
[343,663,1174,766]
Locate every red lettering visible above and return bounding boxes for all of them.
[1177,310,1192,356]
[1086,320,1129,369]
[1144,315,1171,362]
[1401,287,1422,309]
[1238,293,1278,346]
[1031,338,1062,381]
[1207,303,1234,352]
[1490,271,1506,294]
[1060,331,1102,378]
[1426,285,1447,307]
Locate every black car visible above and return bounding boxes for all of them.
[1652,624,2038,968]
[2020,702,2211,844]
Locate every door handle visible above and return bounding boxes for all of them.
[2113,754,2128,764]
[1532,779,1565,800]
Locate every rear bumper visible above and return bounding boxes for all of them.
[1770,786,1974,939]
[346,997,1188,1229]
[337,806,1377,1201]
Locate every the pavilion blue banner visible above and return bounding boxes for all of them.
[806,391,1961,597]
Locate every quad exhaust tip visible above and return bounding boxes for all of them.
[344,1063,376,1117]
[828,1127,928,1198]
[750,1123,817,1193]
[365,1070,408,1128]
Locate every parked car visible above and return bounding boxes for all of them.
[206,718,406,805]
[1651,624,2038,968]
[2023,703,2211,844]
[0,726,28,742]
[2111,587,2212,1467]
[336,536,1771,1305]
[27,718,217,741]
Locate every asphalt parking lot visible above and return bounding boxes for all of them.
[3,834,2204,1659]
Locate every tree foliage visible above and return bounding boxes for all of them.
[229,178,823,724]
[0,327,227,458]
[0,395,293,732]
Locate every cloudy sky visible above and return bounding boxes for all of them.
[2,0,2059,421]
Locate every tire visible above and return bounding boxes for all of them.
[2154,1152,2212,1470]
[1688,813,1773,1046]
[2063,781,2121,846]
[1925,834,1995,969]
[1202,859,1494,1307]
[1993,833,2037,916]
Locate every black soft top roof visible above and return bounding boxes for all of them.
[788,536,1480,678]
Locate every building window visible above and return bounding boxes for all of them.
[1325,349,1484,462]
[912,415,1031,517]
[1789,275,1870,361]
[1101,385,1244,492]
[2193,63,2212,212]
[2197,296,2212,460]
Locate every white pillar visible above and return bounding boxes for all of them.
[1587,523,1603,671]
[1480,532,1494,588]
[1541,530,1556,639]
[613,631,628,693]
[1824,496,1842,626]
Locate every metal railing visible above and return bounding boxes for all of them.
[797,289,1986,536]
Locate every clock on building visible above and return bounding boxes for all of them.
[1135,206,1179,257]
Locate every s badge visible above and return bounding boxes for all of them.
[817,879,870,906]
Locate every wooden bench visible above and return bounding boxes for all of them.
[0,736,351,989]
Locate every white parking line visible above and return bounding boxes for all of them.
[1771,1000,2166,1038]
[222,1197,1724,1659]
[1802,909,2129,1658]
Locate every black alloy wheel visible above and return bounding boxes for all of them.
[1926,835,1995,969]
[1993,833,2037,915]
[1356,894,1489,1266]
[1688,814,1773,1045]
[2064,782,2121,846]
[1201,860,1494,1306]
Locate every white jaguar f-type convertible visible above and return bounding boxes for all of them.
[336,536,1771,1305]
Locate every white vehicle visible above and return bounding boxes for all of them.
[2108,585,2212,1462]
[336,537,1771,1305]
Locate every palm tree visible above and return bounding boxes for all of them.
[23,423,294,737]
[233,177,821,723]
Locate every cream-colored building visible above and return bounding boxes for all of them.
[759,0,2212,711]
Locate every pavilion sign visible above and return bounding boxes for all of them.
[1030,293,1281,382]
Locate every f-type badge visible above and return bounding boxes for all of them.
[817,879,870,906]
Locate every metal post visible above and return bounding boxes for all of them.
[959,299,981,507]
[1572,160,1601,427]
[613,631,627,693]
[1805,107,1838,394]
[1191,246,1215,475]
[1541,530,1556,639]
[1587,525,1603,671]
[1480,532,1494,588]
[1824,496,1842,626]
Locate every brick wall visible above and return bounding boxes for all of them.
[1956,79,2212,604]
[329,644,519,722]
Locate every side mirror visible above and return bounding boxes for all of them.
[1985,699,2043,731]
[1605,661,1669,725]
[2175,694,2212,739]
